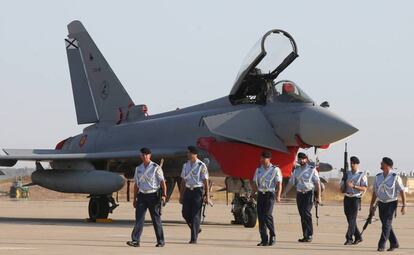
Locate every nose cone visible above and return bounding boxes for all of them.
[299,107,358,146]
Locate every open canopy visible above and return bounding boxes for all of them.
[229,29,299,105]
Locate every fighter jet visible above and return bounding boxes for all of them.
[0,21,357,223]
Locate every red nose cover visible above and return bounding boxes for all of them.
[198,137,298,179]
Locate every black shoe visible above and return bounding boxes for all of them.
[268,236,276,246]
[155,242,165,247]
[344,240,353,245]
[298,237,312,243]
[352,238,363,245]
[387,245,399,251]
[189,240,197,244]
[377,247,385,252]
[198,228,202,234]
[126,240,140,247]
[257,242,268,246]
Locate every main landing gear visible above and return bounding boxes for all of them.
[88,195,118,221]
[226,177,257,228]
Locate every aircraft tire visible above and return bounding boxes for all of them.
[88,196,110,220]
[243,205,257,228]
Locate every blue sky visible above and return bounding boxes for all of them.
[0,0,413,174]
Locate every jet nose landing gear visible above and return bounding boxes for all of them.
[88,195,118,222]
[226,177,258,228]
[232,193,257,228]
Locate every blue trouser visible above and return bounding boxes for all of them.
[257,192,276,243]
[296,191,313,239]
[182,187,203,242]
[378,201,399,249]
[131,192,164,244]
[344,196,362,241]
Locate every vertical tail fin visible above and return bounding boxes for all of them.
[65,20,134,124]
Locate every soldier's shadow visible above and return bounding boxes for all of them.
[0,217,235,228]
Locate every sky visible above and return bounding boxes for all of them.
[0,0,413,175]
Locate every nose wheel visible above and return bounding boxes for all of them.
[242,203,257,228]
[88,195,118,221]
[226,177,257,228]
[231,193,257,228]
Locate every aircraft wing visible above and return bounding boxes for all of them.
[0,148,185,167]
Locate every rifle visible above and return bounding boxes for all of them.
[202,202,207,224]
[157,159,165,215]
[201,180,214,224]
[361,202,378,236]
[340,143,349,193]
[314,192,320,226]
[201,197,214,224]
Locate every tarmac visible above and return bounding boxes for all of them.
[0,199,413,255]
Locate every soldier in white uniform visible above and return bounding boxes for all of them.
[370,157,407,252]
[340,156,368,245]
[252,150,283,246]
[127,148,167,248]
[284,152,321,242]
[179,146,211,244]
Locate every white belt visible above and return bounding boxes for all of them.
[378,198,398,203]
[139,189,158,194]
[344,193,362,198]
[186,184,202,190]
[258,189,275,193]
[297,189,313,193]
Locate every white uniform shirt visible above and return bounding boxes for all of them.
[134,161,164,193]
[289,164,320,192]
[181,159,209,188]
[340,170,368,197]
[253,164,283,192]
[373,171,405,203]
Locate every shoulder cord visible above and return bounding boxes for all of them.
[297,167,314,185]
[353,171,367,197]
[139,164,156,182]
[260,167,277,189]
[139,164,158,188]
[184,163,201,181]
[379,174,398,200]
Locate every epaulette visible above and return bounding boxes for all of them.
[376,172,382,176]
[392,173,397,176]
[198,162,203,166]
